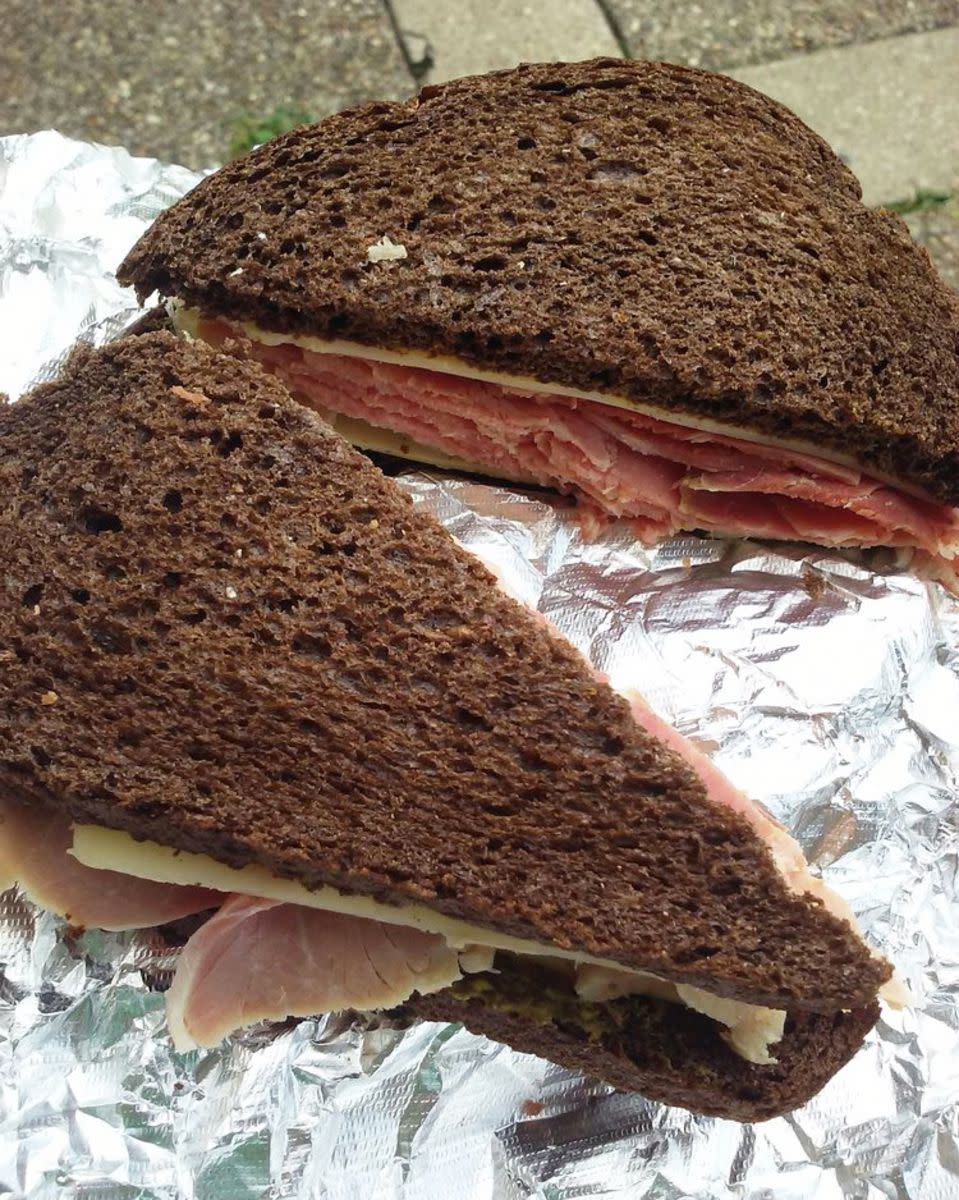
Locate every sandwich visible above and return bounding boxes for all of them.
[117,59,959,585]
[0,333,901,1121]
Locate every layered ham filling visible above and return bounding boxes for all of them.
[186,309,959,585]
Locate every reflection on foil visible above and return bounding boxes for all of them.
[0,131,957,1200]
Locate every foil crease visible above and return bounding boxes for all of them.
[0,130,957,1200]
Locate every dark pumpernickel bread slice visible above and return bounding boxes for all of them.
[118,59,959,504]
[401,972,879,1122]
[0,333,888,1011]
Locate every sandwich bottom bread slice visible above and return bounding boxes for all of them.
[0,333,901,1121]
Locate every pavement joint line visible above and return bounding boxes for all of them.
[593,0,633,59]
[603,0,959,74]
[389,0,622,85]
[381,0,432,84]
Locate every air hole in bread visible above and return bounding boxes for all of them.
[216,432,243,458]
[519,749,549,771]
[92,622,133,655]
[710,877,743,897]
[30,744,51,768]
[532,79,569,94]
[552,835,586,852]
[702,827,730,847]
[266,595,300,614]
[21,584,43,608]
[81,506,123,534]
[473,254,508,272]
[292,632,332,659]
[187,742,216,763]
[162,490,183,514]
[320,158,351,180]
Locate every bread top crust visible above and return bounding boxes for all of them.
[0,333,887,1008]
[119,59,959,504]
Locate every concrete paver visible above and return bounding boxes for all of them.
[602,0,959,71]
[905,202,959,291]
[390,0,621,85]
[1,0,414,169]
[731,28,959,206]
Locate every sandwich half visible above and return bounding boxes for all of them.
[0,333,899,1121]
[117,59,959,585]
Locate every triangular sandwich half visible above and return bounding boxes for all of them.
[0,333,897,1120]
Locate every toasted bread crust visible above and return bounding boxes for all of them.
[119,59,959,503]
[0,333,888,1008]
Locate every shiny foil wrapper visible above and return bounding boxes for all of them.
[1,131,957,1200]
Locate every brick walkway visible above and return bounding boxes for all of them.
[3,0,957,283]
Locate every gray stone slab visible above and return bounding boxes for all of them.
[391,0,621,85]
[602,0,958,71]
[730,28,959,206]
[905,201,959,291]
[1,0,414,169]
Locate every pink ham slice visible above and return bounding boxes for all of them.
[198,317,959,583]
[164,895,463,1050]
[0,798,221,930]
[682,468,959,552]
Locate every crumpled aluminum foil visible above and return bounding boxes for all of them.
[1,130,957,1200]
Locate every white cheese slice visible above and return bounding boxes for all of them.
[675,985,786,1066]
[71,824,654,966]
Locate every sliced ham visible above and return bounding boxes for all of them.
[196,315,959,583]
[678,488,896,548]
[683,468,959,553]
[0,798,220,930]
[164,895,464,1050]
